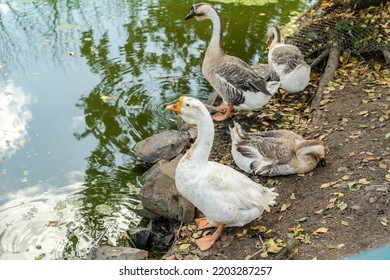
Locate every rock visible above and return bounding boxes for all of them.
[139,155,195,223]
[128,228,152,250]
[369,197,377,204]
[88,245,148,260]
[365,185,388,192]
[364,185,376,192]
[133,130,189,164]
[134,203,161,220]
[376,186,388,192]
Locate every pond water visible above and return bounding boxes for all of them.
[0,0,313,259]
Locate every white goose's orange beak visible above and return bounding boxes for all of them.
[267,39,272,47]
[166,96,184,114]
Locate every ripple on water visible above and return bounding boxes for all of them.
[0,182,83,260]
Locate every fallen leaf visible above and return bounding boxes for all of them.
[379,163,387,170]
[362,156,375,162]
[348,182,362,190]
[48,221,58,227]
[280,203,291,212]
[313,227,328,236]
[338,201,348,211]
[266,239,284,254]
[100,95,116,102]
[358,110,369,116]
[178,243,191,254]
[327,201,336,209]
[320,181,338,189]
[290,193,296,200]
[325,244,336,249]
[260,252,268,258]
[341,220,349,226]
[314,209,324,215]
[380,217,388,226]
[236,229,248,239]
[358,178,372,185]
[127,105,143,110]
[296,217,307,222]
[342,175,350,180]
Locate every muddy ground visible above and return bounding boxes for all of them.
[162,55,389,260]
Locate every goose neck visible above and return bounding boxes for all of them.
[270,26,281,48]
[186,115,214,163]
[206,9,224,57]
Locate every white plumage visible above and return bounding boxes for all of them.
[166,96,278,251]
[267,25,310,93]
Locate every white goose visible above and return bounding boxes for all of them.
[230,122,328,176]
[185,3,280,121]
[166,96,278,251]
[267,25,310,93]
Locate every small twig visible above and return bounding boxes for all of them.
[245,235,266,260]
[154,75,193,80]
[310,49,330,69]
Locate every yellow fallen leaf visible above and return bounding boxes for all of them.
[48,221,58,227]
[341,220,349,226]
[266,239,284,254]
[342,175,350,180]
[320,181,338,189]
[358,178,372,185]
[358,110,369,116]
[312,227,328,236]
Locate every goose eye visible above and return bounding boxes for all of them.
[185,103,190,107]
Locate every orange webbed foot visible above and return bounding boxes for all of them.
[195,223,225,251]
[196,235,217,251]
[212,104,233,121]
[195,217,212,230]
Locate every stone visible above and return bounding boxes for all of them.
[364,185,376,192]
[376,186,388,192]
[139,155,195,223]
[133,130,189,164]
[128,228,152,250]
[88,245,148,260]
[134,203,161,220]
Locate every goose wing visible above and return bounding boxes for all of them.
[205,162,277,212]
[254,135,297,164]
[271,45,306,75]
[210,58,271,105]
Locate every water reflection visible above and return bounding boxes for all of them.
[0,0,313,259]
[0,82,32,162]
[0,179,84,260]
